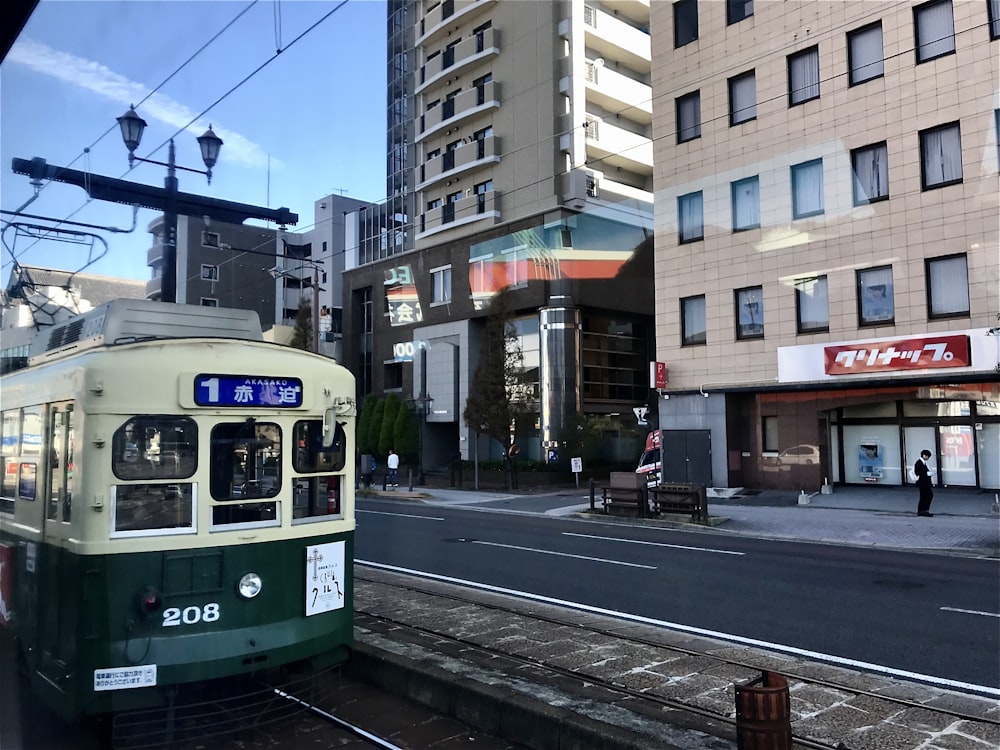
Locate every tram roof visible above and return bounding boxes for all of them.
[25,298,263,367]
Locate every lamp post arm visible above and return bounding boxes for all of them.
[11,157,298,226]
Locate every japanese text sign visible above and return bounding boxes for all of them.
[824,335,970,375]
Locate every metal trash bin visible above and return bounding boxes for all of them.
[734,670,792,750]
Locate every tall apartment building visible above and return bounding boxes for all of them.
[146,215,279,329]
[650,0,999,491]
[343,0,657,469]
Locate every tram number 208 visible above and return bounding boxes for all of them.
[162,603,221,627]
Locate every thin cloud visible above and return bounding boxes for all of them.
[7,38,276,169]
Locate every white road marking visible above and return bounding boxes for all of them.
[356,561,1000,699]
[470,541,656,569]
[940,606,1000,618]
[357,510,444,521]
[563,531,745,556]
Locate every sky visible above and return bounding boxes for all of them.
[0,0,388,282]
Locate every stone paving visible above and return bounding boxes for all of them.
[355,567,1000,750]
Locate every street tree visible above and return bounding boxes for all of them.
[463,289,534,489]
[288,296,313,351]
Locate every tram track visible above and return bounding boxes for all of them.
[354,568,1000,750]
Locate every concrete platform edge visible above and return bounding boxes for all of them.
[345,635,732,750]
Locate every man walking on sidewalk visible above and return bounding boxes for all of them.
[387,449,400,488]
[914,449,935,517]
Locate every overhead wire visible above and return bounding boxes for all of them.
[2,0,261,269]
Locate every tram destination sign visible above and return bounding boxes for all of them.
[194,374,303,407]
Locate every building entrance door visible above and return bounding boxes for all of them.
[661,430,712,486]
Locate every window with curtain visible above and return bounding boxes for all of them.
[991,0,1000,39]
[674,0,698,48]
[678,192,704,243]
[731,176,760,231]
[791,159,824,218]
[920,122,963,189]
[762,416,778,452]
[914,0,955,62]
[735,286,764,340]
[848,22,883,84]
[681,295,706,346]
[677,91,701,143]
[788,46,820,105]
[851,142,889,204]
[926,254,969,318]
[729,71,756,125]
[727,0,753,25]
[857,266,895,325]
[795,276,829,333]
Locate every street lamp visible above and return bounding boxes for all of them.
[117,105,223,303]
[412,392,433,486]
[268,258,325,353]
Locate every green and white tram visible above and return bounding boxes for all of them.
[0,299,356,721]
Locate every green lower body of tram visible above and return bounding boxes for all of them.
[4,531,354,720]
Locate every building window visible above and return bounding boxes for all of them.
[914,0,955,63]
[431,265,452,304]
[731,176,760,231]
[201,231,220,248]
[795,276,829,333]
[729,71,756,125]
[674,0,698,48]
[676,91,701,143]
[727,0,753,25]
[681,295,706,346]
[848,22,884,84]
[502,247,527,288]
[920,122,963,189]
[678,191,704,243]
[788,46,820,105]
[475,179,493,212]
[851,142,889,205]
[200,264,219,281]
[427,198,442,210]
[735,287,764,340]
[926,254,970,318]
[991,0,1000,39]
[762,416,778,453]
[200,297,219,308]
[791,159,824,218]
[857,266,895,326]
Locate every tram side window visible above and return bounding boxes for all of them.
[1,409,19,513]
[112,484,195,535]
[113,416,197,480]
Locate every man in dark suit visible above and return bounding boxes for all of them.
[914,449,934,517]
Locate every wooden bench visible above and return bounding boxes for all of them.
[600,485,648,515]
[596,472,651,516]
[649,484,708,524]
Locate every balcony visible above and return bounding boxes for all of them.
[584,117,652,175]
[147,243,164,266]
[583,5,650,75]
[418,136,501,190]
[418,81,501,142]
[418,0,497,47]
[584,61,652,126]
[418,27,500,94]
[417,190,500,240]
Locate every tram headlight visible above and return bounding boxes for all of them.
[237,572,263,599]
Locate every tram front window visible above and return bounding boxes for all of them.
[210,419,281,526]
[111,416,198,535]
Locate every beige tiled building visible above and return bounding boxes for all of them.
[650,0,999,491]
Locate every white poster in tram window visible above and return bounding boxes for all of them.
[304,541,346,616]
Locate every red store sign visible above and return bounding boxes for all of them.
[824,334,971,375]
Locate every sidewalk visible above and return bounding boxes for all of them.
[370,483,1000,557]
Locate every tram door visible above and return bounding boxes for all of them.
[36,404,77,678]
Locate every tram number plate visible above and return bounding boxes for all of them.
[162,603,220,627]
